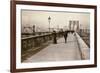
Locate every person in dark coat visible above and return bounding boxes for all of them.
[64,30,68,43]
[52,30,57,44]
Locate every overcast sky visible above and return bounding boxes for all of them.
[21,10,90,32]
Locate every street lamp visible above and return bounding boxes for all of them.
[48,16,51,32]
[32,25,35,35]
[73,21,75,31]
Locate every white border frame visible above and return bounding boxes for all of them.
[16,5,94,69]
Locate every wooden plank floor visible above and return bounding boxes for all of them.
[23,33,81,63]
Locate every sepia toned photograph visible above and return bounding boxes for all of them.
[11,1,97,72]
[21,10,90,63]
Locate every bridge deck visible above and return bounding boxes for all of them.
[24,33,82,62]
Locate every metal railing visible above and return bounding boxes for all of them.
[75,32,89,60]
[21,32,63,52]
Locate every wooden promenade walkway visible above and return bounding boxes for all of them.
[24,33,83,63]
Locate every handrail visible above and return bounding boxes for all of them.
[21,33,52,40]
[75,32,89,60]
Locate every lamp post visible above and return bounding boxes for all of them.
[32,25,35,35]
[48,16,51,32]
[69,20,71,31]
[73,21,75,31]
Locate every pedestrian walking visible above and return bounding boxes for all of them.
[64,30,68,43]
[52,30,57,44]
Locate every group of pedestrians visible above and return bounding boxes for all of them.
[52,30,69,44]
